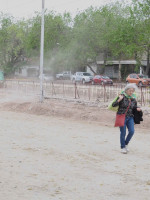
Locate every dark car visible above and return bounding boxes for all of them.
[92,75,113,85]
[126,74,150,86]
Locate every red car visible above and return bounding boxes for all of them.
[92,75,113,85]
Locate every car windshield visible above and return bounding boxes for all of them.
[102,76,109,79]
[138,74,148,78]
[83,73,91,76]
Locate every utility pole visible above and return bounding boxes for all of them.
[39,0,45,102]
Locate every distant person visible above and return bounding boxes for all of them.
[112,83,142,154]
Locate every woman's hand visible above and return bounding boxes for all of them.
[137,108,141,112]
[117,94,124,102]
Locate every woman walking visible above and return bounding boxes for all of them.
[112,83,141,154]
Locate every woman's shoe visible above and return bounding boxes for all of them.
[121,148,127,154]
[125,145,129,152]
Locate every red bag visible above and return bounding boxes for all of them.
[114,99,131,127]
[114,113,125,127]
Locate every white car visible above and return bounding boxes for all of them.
[71,72,93,84]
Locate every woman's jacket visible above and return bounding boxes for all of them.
[112,94,137,117]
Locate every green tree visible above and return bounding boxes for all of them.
[106,0,150,76]
[26,11,72,73]
[0,14,27,75]
[66,7,111,74]
[131,0,150,75]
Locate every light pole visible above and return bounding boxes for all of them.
[40,0,45,102]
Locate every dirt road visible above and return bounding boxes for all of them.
[0,109,150,200]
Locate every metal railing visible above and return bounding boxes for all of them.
[4,80,150,106]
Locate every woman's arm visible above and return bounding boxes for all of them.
[112,95,124,107]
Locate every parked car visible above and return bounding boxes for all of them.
[92,75,113,85]
[71,72,93,84]
[126,74,150,86]
[56,71,72,80]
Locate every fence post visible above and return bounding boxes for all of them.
[88,86,91,101]
[74,82,79,99]
[63,82,65,98]
[140,86,145,106]
[74,82,77,99]
[104,84,106,102]
[51,82,56,96]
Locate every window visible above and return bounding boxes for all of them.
[132,74,138,79]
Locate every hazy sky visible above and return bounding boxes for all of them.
[1,0,120,19]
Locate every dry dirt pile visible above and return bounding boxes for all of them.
[0,95,149,130]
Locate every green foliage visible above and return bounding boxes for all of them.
[0,14,27,75]
[0,0,150,76]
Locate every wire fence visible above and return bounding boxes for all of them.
[4,80,150,106]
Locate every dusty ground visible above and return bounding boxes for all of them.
[0,89,150,200]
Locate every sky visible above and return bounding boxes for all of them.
[1,0,122,19]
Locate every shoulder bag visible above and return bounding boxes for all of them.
[114,100,131,127]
